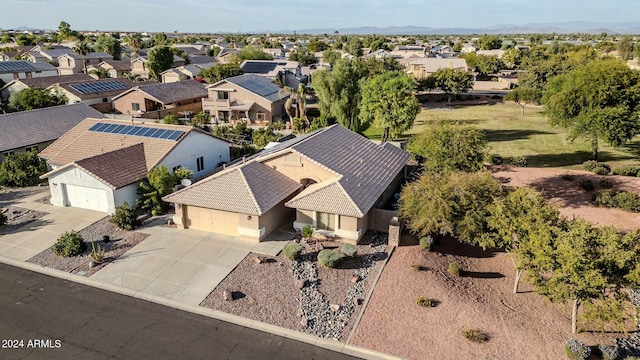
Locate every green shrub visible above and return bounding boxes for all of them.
[448,262,462,276]
[90,241,105,263]
[283,243,303,261]
[613,165,640,177]
[564,339,591,360]
[486,153,503,165]
[301,225,314,238]
[109,202,141,230]
[598,344,619,360]
[52,231,86,257]
[340,243,357,257]
[317,249,340,268]
[0,151,48,187]
[510,156,528,167]
[578,179,594,191]
[583,160,610,175]
[593,189,640,212]
[416,297,435,307]
[583,160,598,171]
[599,178,613,189]
[561,174,575,182]
[419,236,434,251]
[462,329,488,343]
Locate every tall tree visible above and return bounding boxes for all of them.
[147,45,174,80]
[58,21,72,41]
[198,63,243,83]
[94,34,121,60]
[617,36,634,60]
[359,71,420,142]
[235,45,272,62]
[478,35,502,50]
[429,68,474,103]
[543,58,640,160]
[124,33,143,54]
[0,151,48,187]
[322,49,340,66]
[345,37,363,57]
[8,86,67,112]
[408,121,487,172]
[289,48,317,66]
[73,41,91,73]
[475,54,505,76]
[504,87,540,115]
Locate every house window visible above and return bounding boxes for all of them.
[102,98,108,103]
[196,157,204,172]
[25,72,32,78]
[132,103,140,111]
[217,91,229,100]
[316,212,335,231]
[25,146,38,153]
[13,73,19,79]
[172,166,181,172]
[2,151,15,157]
[257,112,266,121]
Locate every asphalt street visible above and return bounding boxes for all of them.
[0,263,362,360]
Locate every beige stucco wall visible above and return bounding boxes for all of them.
[183,205,240,236]
[295,209,313,224]
[262,152,338,184]
[203,81,287,122]
[259,197,296,238]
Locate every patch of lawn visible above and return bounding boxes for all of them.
[364,102,640,169]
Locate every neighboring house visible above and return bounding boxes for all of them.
[0,73,93,100]
[0,104,105,162]
[476,49,506,58]
[216,48,237,64]
[460,44,478,54]
[429,45,455,58]
[85,60,132,79]
[23,46,73,63]
[57,52,114,75]
[39,118,231,213]
[239,60,304,87]
[407,58,469,79]
[0,61,58,83]
[262,48,286,59]
[365,49,391,59]
[164,124,409,243]
[160,63,215,83]
[112,80,208,119]
[390,45,427,59]
[48,78,135,113]
[202,74,289,124]
[129,55,186,79]
[188,55,217,65]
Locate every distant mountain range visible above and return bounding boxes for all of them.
[274,22,640,35]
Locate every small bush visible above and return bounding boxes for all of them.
[462,329,488,343]
[90,241,105,263]
[416,296,435,307]
[583,160,610,175]
[583,160,598,171]
[613,165,640,177]
[578,179,594,191]
[564,338,591,360]
[109,202,141,230]
[592,165,611,175]
[561,174,575,182]
[593,189,640,212]
[340,243,357,257]
[598,344,619,360]
[283,243,303,261]
[301,225,314,238]
[52,231,86,257]
[599,177,613,189]
[448,262,462,276]
[317,249,340,268]
[419,236,434,251]
[510,156,528,167]
[486,153,503,165]
[411,264,423,271]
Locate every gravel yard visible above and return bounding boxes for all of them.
[200,231,388,341]
[0,206,48,235]
[27,217,149,277]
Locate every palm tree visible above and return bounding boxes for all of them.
[73,41,91,73]
[123,33,143,55]
[88,68,109,79]
[279,83,308,123]
[123,72,141,81]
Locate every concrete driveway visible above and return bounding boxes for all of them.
[91,224,291,305]
[0,190,106,261]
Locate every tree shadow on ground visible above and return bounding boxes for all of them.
[522,150,633,168]
[527,173,612,209]
[461,271,505,279]
[431,236,502,259]
[337,251,388,270]
[484,129,554,143]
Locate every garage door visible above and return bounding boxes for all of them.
[186,206,239,236]
[64,184,109,212]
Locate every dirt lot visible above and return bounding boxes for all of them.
[351,165,639,360]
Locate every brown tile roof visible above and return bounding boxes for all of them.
[163,161,301,216]
[113,81,208,105]
[0,104,105,152]
[39,118,194,168]
[285,180,362,217]
[100,60,132,71]
[43,143,148,189]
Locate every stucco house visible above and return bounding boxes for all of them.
[160,63,215,83]
[112,80,208,119]
[39,118,231,213]
[407,58,469,79]
[0,61,58,83]
[85,60,132,79]
[164,124,409,243]
[202,74,289,124]
[130,55,186,79]
[0,73,93,100]
[57,52,114,75]
[0,104,104,162]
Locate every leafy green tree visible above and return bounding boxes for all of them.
[124,33,143,54]
[312,58,368,132]
[252,128,279,147]
[617,36,634,60]
[235,45,272,62]
[362,57,404,76]
[429,68,474,103]
[198,63,243,83]
[58,21,72,41]
[322,49,340,66]
[501,48,521,68]
[359,71,420,141]
[345,37,363,57]
[15,34,35,46]
[543,58,640,160]
[289,48,317,66]
[109,201,141,230]
[475,54,505,76]
[478,35,502,50]
[408,121,486,172]
[73,41,92,73]
[399,171,503,244]
[147,45,174,80]
[307,39,329,53]
[94,34,121,60]
[150,33,168,46]
[206,47,221,57]
[460,52,478,70]
[504,87,540,115]
[137,165,190,216]
[0,151,48,187]
[162,114,180,125]
[8,86,67,112]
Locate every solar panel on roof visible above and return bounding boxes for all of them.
[0,61,36,73]
[88,122,184,141]
[241,62,278,74]
[69,80,128,94]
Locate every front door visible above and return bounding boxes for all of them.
[316,212,335,231]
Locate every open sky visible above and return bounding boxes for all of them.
[2,0,638,33]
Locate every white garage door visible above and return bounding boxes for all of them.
[64,184,109,212]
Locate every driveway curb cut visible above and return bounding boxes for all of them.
[0,254,405,360]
